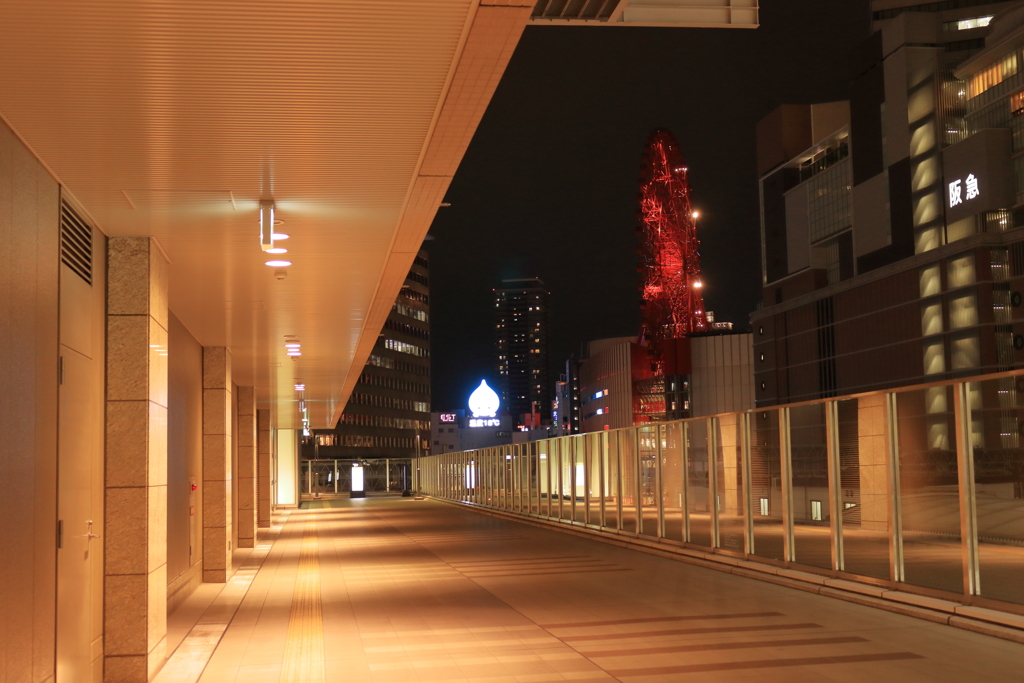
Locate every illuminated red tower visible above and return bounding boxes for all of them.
[638,129,707,365]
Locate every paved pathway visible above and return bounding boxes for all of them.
[157,497,1024,683]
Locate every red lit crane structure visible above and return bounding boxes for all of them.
[638,129,707,368]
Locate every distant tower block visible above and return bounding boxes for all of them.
[638,129,707,363]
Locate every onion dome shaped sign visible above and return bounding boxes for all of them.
[468,380,500,427]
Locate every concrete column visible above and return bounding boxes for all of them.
[236,387,257,548]
[202,348,232,582]
[104,236,168,682]
[257,408,272,527]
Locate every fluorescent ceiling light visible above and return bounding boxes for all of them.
[260,200,275,251]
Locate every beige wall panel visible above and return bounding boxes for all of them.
[166,311,204,609]
[0,118,60,683]
[231,381,239,553]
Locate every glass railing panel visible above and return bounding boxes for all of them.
[603,430,621,530]
[968,377,1024,605]
[750,409,784,561]
[663,422,685,542]
[528,442,539,514]
[837,396,891,579]
[483,451,490,504]
[512,446,521,512]
[789,403,832,569]
[574,437,586,523]
[715,414,746,552]
[539,442,552,517]
[506,448,515,511]
[621,429,639,533]
[558,438,573,521]
[639,425,660,537]
[895,385,964,593]
[587,433,602,525]
[687,419,712,547]
[553,440,564,520]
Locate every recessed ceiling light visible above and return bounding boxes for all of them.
[265,260,291,267]
[287,351,302,356]
[267,247,288,254]
[272,233,289,240]
[285,343,301,348]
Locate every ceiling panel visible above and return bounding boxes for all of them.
[0,0,487,427]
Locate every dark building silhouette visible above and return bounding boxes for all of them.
[495,277,550,427]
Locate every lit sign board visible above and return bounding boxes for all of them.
[468,379,500,418]
[439,413,457,423]
[948,174,980,208]
[468,418,500,428]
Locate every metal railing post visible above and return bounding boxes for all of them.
[708,418,720,549]
[885,392,904,584]
[954,381,981,596]
[742,413,754,556]
[780,408,795,563]
[826,401,844,572]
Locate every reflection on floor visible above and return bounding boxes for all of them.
[156,498,1024,682]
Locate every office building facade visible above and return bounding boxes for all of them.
[754,1,1024,406]
[495,277,551,426]
[309,252,432,460]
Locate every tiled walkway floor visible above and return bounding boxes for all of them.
[159,498,1024,683]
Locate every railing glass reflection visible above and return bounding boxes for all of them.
[417,369,1024,615]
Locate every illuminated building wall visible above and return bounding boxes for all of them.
[577,337,646,432]
[309,250,431,458]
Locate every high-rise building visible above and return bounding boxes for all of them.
[310,250,431,460]
[495,277,550,426]
[552,357,582,435]
[753,1,1024,406]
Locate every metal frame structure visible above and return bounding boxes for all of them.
[638,129,707,366]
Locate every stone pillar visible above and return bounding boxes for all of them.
[236,387,257,548]
[202,348,233,582]
[257,409,272,527]
[104,236,168,682]
[858,394,890,532]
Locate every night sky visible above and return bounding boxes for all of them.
[429,1,871,412]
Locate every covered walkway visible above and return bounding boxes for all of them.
[157,498,1023,683]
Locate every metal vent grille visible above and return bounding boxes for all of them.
[60,200,92,285]
[532,0,620,21]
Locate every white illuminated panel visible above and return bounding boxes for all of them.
[276,429,297,506]
[351,465,364,492]
[468,379,500,417]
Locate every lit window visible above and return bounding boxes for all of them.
[810,500,822,521]
[969,52,1017,98]
[759,497,769,516]
[948,15,992,31]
